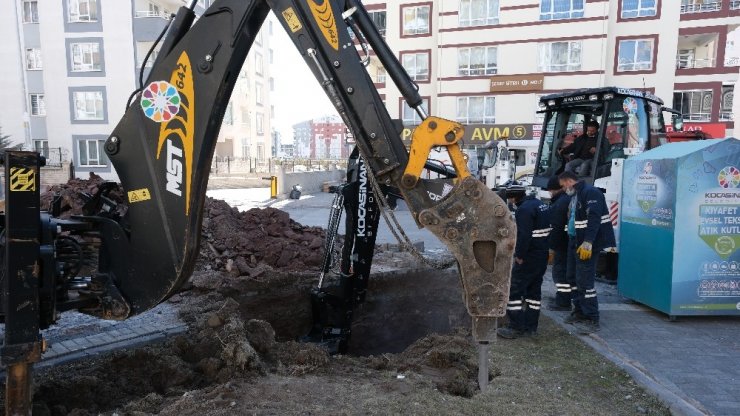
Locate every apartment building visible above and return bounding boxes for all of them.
[292,115,352,159]
[359,0,740,141]
[216,16,275,162]
[0,0,272,182]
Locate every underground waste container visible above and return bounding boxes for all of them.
[618,137,740,316]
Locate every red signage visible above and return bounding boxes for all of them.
[665,123,727,138]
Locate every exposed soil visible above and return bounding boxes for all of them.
[11,176,671,415]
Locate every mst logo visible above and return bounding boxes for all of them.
[158,52,195,214]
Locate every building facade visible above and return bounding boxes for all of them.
[360,0,739,140]
[292,115,351,159]
[0,0,271,182]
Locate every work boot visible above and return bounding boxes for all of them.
[547,300,571,311]
[496,327,524,339]
[574,319,600,334]
[563,312,588,324]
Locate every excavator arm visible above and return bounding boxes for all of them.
[1,0,516,412]
[107,0,516,339]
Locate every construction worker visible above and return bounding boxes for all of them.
[558,171,616,334]
[545,176,572,311]
[497,183,551,339]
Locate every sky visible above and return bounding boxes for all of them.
[269,13,337,146]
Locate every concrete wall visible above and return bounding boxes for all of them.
[276,167,345,196]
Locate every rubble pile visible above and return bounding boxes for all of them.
[198,199,326,275]
[39,173,127,219]
[39,174,327,276]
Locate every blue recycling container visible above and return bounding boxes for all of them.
[618,138,740,316]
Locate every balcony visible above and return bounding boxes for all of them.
[732,0,740,10]
[134,10,171,19]
[680,1,722,14]
[720,110,734,121]
[683,112,712,121]
[676,57,716,69]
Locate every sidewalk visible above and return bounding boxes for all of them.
[541,275,740,416]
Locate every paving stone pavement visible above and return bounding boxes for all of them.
[541,271,740,416]
[0,301,186,372]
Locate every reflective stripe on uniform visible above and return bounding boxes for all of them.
[532,227,552,237]
[556,283,571,293]
[507,306,523,311]
[584,288,597,299]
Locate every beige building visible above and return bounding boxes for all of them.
[361,0,739,139]
[0,0,272,182]
[216,16,275,162]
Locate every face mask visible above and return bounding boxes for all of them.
[565,187,576,196]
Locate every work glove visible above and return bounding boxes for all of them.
[577,241,593,261]
[548,250,555,265]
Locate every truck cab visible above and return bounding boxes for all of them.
[532,87,676,191]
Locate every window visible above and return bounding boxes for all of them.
[720,85,734,121]
[70,43,101,72]
[457,46,497,76]
[402,98,429,125]
[617,39,654,72]
[269,19,273,35]
[255,82,263,105]
[369,11,387,36]
[224,102,233,125]
[26,48,42,70]
[68,0,98,22]
[456,96,495,124]
[621,0,657,19]
[256,113,264,134]
[242,141,250,159]
[402,5,430,36]
[459,0,499,26]
[34,140,49,158]
[676,49,695,69]
[257,144,265,161]
[73,91,104,120]
[376,67,387,83]
[402,52,429,81]
[22,0,38,23]
[30,94,45,116]
[673,90,713,121]
[269,77,275,91]
[269,49,274,64]
[240,106,249,125]
[256,30,263,46]
[538,41,582,72]
[78,139,108,166]
[540,0,584,21]
[255,52,263,75]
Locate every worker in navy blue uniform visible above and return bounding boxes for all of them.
[558,171,616,334]
[545,176,573,311]
[497,184,551,339]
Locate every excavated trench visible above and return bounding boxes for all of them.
[11,175,490,414]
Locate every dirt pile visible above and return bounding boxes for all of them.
[39,174,327,275]
[198,199,325,275]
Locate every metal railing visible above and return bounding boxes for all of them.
[731,0,740,10]
[210,157,348,175]
[39,147,68,168]
[680,1,722,13]
[724,57,740,67]
[134,10,170,19]
[720,111,734,121]
[675,57,716,69]
[683,112,712,122]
